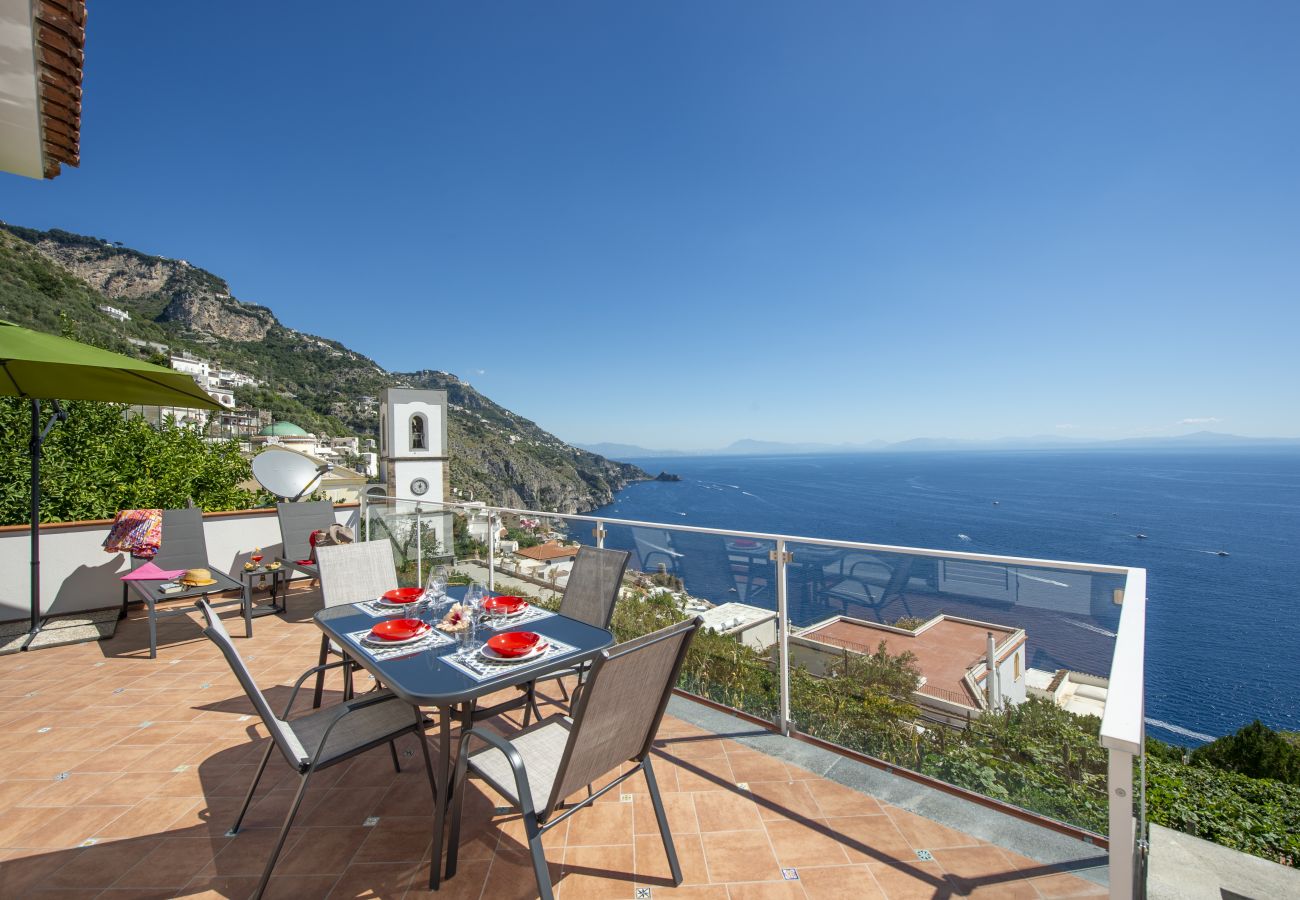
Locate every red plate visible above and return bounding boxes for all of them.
[368,619,429,642]
[486,631,541,658]
[485,595,528,615]
[381,587,424,604]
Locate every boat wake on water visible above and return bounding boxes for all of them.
[1068,620,1117,638]
[1145,718,1215,744]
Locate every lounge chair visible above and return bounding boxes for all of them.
[128,507,250,659]
[273,499,336,604]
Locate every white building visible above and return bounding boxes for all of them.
[699,602,778,652]
[1026,668,1109,719]
[378,388,452,556]
[98,304,129,322]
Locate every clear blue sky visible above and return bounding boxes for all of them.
[5,2,1299,447]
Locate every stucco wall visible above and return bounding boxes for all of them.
[0,505,358,623]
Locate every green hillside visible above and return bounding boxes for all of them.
[0,224,646,512]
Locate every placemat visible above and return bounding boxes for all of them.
[345,625,453,661]
[353,598,429,618]
[484,604,556,629]
[439,633,578,682]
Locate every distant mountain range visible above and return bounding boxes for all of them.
[580,431,1300,461]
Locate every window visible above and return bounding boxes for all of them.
[410,414,427,451]
[1013,653,1021,680]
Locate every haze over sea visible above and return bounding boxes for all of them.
[589,449,1300,744]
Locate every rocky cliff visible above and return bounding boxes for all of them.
[0,223,647,512]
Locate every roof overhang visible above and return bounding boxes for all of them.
[0,0,84,179]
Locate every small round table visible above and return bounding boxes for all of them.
[241,565,288,617]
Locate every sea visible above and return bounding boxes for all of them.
[586,449,1300,745]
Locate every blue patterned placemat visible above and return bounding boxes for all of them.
[439,633,578,682]
[345,626,453,661]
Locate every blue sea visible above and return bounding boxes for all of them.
[587,449,1300,744]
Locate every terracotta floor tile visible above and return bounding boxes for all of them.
[885,808,984,851]
[111,836,224,889]
[744,780,822,823]
[351,817,435,863]
[94,797,202,840]
[803,780,882,818]
[699,830,782,884]
[820,815,914,864]
[479,845,562,900]
[662,737,729,760]
[559,843,636,899]
[39,837,167,892]
[634,831,710,886]
[632,791,699,836]
[276,826,368,875]
[764,818,851,869]
[864,860,948,899]
[1031,870,1110,897]
[77,772,176,806]
[795,863,887,899]
[725,880,807,899]
[177,872,261,899]
[404,858,489,899]
[261,873,338,900]
[931,845,1040,898]
[565,800,634,846]
[203,827,292,878]
[664,756,735,793]
[726,749,795,784]
[693,790,764,833]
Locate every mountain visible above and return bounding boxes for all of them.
[581,431,1300,460]
[0,224,648,513]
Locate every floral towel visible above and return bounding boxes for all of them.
[103,509,163,558]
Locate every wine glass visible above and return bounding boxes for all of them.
[460,583,485,656]
[424,566,450,614]
[250,548,265,589]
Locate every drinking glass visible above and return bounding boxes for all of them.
[460,583,486,655]
[422,566,449,616]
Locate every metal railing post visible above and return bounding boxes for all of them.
[414,504,423,587]
[1108,747,1136,900]
[593,519,606,549]
[774,538,791,736]
[487,511,496,592]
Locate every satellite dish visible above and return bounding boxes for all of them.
[252,448,331,501]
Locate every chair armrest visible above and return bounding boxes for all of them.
[306,690,402,765]
[282,659,350,717]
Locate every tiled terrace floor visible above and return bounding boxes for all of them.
[0,585,1107,898]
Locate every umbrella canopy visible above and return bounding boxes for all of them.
[1,320,222,649]
[0,320,220,408]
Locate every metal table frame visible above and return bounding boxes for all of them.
[313,600,614,890]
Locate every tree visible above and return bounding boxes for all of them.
[1192,720,1300,786]
[0,398,258,524]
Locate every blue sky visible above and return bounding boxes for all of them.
[5,3,1299,446]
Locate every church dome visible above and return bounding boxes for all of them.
[259,421,310,437]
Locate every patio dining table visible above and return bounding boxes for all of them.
[313,588,615,890]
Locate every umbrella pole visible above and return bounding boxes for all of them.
[22,399,67,651]
[25,398,42,647]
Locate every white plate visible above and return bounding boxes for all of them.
[376,597,422,608]
[478,641,550,664]
[362,626,433,647]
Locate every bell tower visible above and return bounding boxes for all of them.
[379,388,449,504]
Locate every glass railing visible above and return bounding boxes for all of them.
[360,494,1145,896]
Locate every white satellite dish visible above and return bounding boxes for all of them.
[252,448,331,501]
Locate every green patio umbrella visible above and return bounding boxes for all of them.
[0,320,221,649]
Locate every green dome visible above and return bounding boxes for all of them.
[259,421,310,437]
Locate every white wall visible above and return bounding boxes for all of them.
[0,506,358,622]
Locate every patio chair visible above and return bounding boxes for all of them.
[132,507,251,659]
[311,540,399,708]
[273,500,335,604]
[194,598,435,900]
[521,545,630,720]
[446,616,701,899]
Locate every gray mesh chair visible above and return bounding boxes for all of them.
[195,598,436,900]
[129,507,251,658]
[311,540,399,708]
[273,500,336,601]
[446,616,701,898]
[522,546,630,720]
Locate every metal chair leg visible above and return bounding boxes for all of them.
[254,766,315,899]
[389,740,401,773]
[229,739,275,836]
[311,635,329,709]
[242,584,253,638]
[643,757,682,885]
[343,660,354,701]
[147,598,158,660]
[526,813,555,900]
